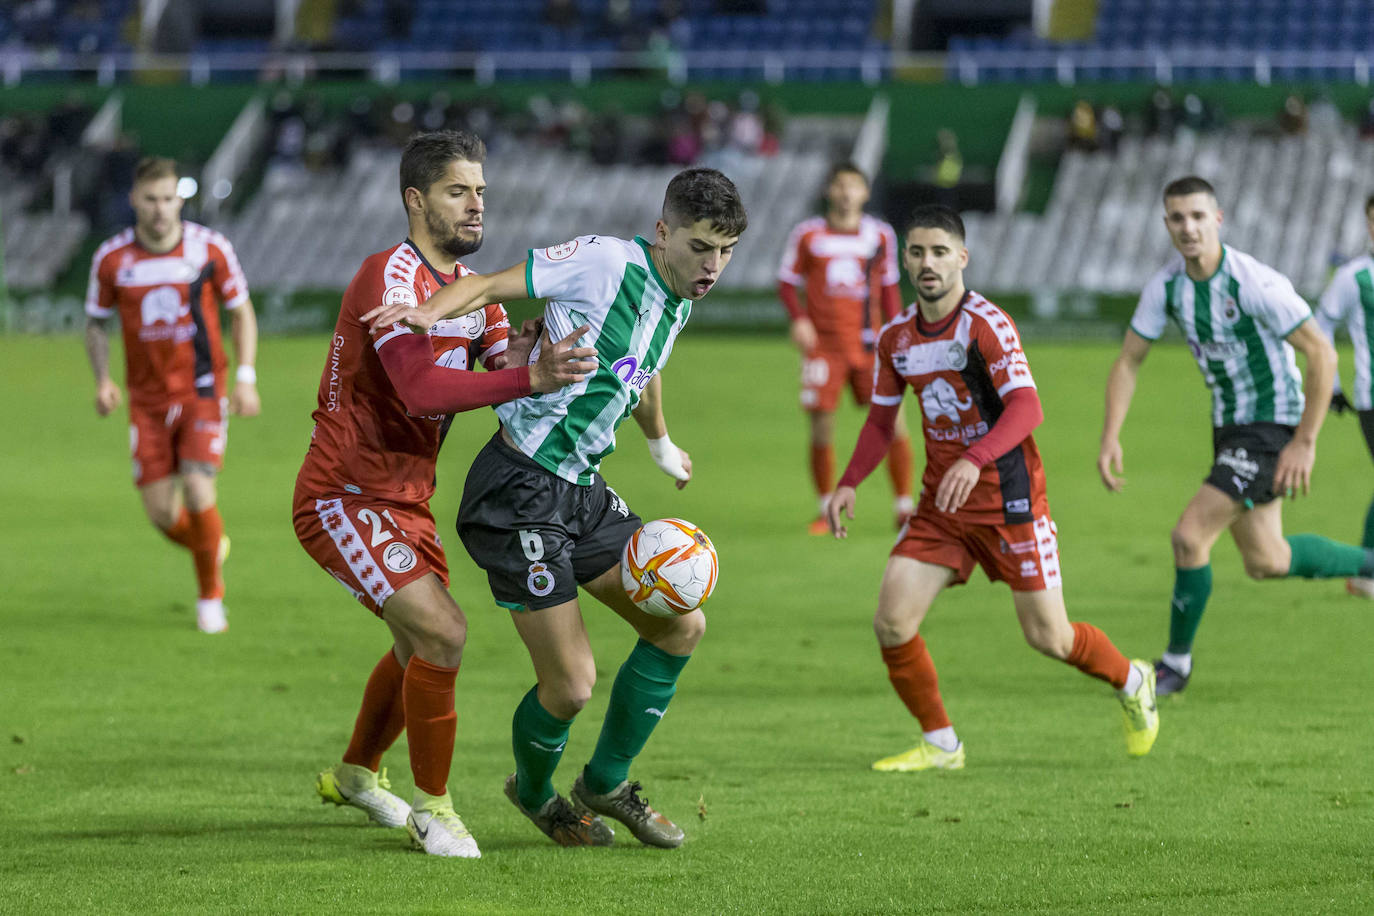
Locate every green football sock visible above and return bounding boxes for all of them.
[1286,534,1371,578]
[511,686,572,812]
[1362,497,1374,550]
[1167,564,1212,655]
[582,639,690,796]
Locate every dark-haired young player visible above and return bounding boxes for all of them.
[1099,176,1374,696]
[778,162,914,534]
[295,129,595,857]
[829,205,1158,771]
[365,167,747,849]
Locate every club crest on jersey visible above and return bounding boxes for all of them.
[382,542,417,574]
[920,377,973,424]
[1220,296,1240,323]
[383,285,418,309]
[527,562,556,597]
[545,240,579,261]
[946,342,968,370]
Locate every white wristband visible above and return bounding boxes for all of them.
[236,365,257,385]
[646,434,689,481]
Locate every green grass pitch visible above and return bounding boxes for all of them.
[2,330,1372,913]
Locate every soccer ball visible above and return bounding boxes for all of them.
[621,518,719,618]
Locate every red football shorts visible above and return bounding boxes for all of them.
[800,348,874,413]
[128,397,227,487]
[292,488,449,617]
[892,507,1062,592]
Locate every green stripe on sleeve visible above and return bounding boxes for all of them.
[1355,268,1374,406]
[525,250,536,299]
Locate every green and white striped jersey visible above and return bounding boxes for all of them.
[1316,252,1374,411]
[496,234,692,485]
[1131,245,1310,427]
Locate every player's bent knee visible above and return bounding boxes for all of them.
[1242,556,1288,580]
[873,612,918,648]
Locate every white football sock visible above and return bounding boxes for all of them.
[1119,662,1144,696]
[1161,650,1192,676]
[923,726,959,752]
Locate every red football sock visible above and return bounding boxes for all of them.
[159,508,195,549]
[188,507,224,600]
[810,443,835,498]
[403,655,459,797]
[342,649,408,771]
[880,634,951,731]
[886,435,914,498]
[1066,622,1131,689]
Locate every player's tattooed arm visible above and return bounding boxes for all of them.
[363,262,529,333]
[1097,329,1152,492]
[85,315,122,416]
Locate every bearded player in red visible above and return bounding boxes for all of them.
[295,130,595,857]
[85,156,259,634]
[827,205,1159,770]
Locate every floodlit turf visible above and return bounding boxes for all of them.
[2,330,1372,913]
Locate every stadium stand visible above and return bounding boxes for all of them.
[964,120,1374,297]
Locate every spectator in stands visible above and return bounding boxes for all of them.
[1099,104,1124,154]
[1278,93,1308,135]
[1146,87,1177,138]
[1067,100,1099,151]
[1360,98,1374,139]
[932,128,963,208]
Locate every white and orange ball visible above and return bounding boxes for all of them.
[621,518,719,618]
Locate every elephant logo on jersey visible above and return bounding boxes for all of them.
[824,257,865,294]
[140,286,186,326]
[920,377,973,424]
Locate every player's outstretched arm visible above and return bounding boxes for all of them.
[633,375,692,488]
[827,486,857,538]
[379,324,595,415]
[1098,329,1151,492]
[363,261,529,334]
[228,300,260,417]
[84,315,122,416]
[1274,317,1337,497]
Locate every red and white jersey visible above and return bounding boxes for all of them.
[296,240,510,506]
[85,221,249,410]
[777,214,900,349]
[872,291,1048,524]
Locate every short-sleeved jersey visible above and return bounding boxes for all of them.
[1130,245,1309,427]
[1316,252,1374,411]
[296,240,510,506]
[777,214,900,349]
[872,291,1048,525]
[497,234,691,485]
[85,221,249,410]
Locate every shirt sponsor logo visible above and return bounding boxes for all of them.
[1188,339,1247,361]
[327,334,346,412]
[118,257,199,287]
[926,421,988,444]
[920,377,973,424]
[611,355,655,392]
[988,349,1028,375]
[545,240,579,261]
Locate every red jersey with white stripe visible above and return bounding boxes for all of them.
[85,221,249,410]
[872,292,1048,524]
[778,214,900,350]
[296,240,510,506]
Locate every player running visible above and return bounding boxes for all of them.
[1315,194,1374,599]
[778,163,914,534]
[85,156,259,634]
[363,167,747,849]
[828,204,1158,770]
[1099,176,1374,696]
[295,130,595,858]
